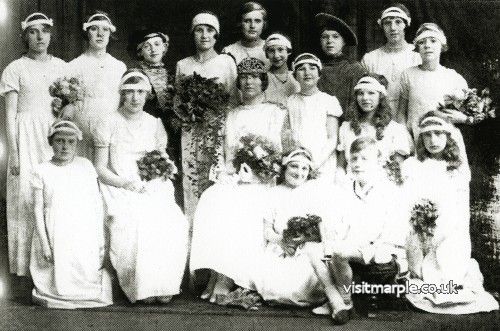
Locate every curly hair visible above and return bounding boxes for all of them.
[348,74,392,141]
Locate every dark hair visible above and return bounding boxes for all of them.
[236,72,269,92]
[292,62,322,79]
[22,14,53,49]
[349,136,379,155]
[415,111,462,171]
[238,1,267,31]
[348,74,392,141]
[190,11,220,54]
[119,68,152,106]
[414,23,449,53]
[277,147,313,184]
[48,122,79,146]
[380,3,411,26]
[82,10,117,41]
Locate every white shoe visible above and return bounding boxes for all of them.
[312,302,331,315]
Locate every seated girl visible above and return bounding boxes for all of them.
[403,112,498,314]
[31,121,112,309]
[95,69,188,304]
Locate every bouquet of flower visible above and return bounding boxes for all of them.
[409,199,439,238]
[440,88,496,124]
[137,150,177,181]
[282,214,322,244]
[49,77,85,118]
[383,152,407,186]
[232,134,282,182]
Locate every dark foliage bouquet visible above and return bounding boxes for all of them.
[232,134,282,182]
[49,77,84,118]
[137,150,177,181]
[440,88,496,124]
[383,152,407,186]
[410,199,439,238]
[282,214,322,244]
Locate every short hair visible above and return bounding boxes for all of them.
[22,15,52,48]
[414,23,449,52]
[380,3,411,26]
[238,1,268,30]
[119,68,153,106]
[349,136,379,156]
[48,122,79,146]
[236,72,269,92]
[82,10,117,41]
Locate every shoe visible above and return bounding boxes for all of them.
[312,302,331,316]
[156,295,173,304]
[331,308,353,325]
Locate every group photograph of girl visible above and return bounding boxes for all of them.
[0,0,499,329]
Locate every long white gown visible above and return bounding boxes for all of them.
[30,157,112,309]
[96,111,188,302]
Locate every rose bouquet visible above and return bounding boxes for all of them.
[49,77,85,118]
[282,214,322,254]
[410,199,439,253]
[440,88,496,124]
[232,134,282,182]
[137,150,177,181]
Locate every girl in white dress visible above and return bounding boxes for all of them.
[337,74,413,171]
[65,11,127,161]
[190,58,285,304]
[31,121,112,309]
[94,70,188,304]
[403,113,498,314]
[286,53,342,180]
[0,13,67,276]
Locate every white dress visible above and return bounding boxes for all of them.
[190,102,285,289]
[68,53,126,161]
[30,157,112,309]
[264,71,300,106]
[361,44,421,114]
[95,111,188,303]
[286,91,342,179]
[0,55,67,276]
[222,40,270,67]
[402,158,499,314]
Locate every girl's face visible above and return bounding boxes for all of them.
[193,24,217,52]
[25,24,51,53]
[349,146,380,182]
[382,17,406,44]
[266,45,289,69]
[417,36,442,62]
[51,132,77,163]
[241,10,264,41]
[284,160,310,188]
[140,36,167,64]
[87,25,111,51]
[240,73,263,99]
[122,89,148,113]
[320,30,345,56]
[356,88,381,113]
[295,63,320,90]
[422,130,447,155]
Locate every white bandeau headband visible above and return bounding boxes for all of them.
[48,121,83,140]
[21,13,53,31]
[83,14,117,33]
[419,116,452,134]
[413,26,447,46]
[377,7,411,26]
[354,76,387,96]
[119,72,152,92]
[282,149,313,167]
[264,33,292,50]
[191,13,220,34]
[292,53,323,72]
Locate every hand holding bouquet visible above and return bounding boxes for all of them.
[440,88,496,124]
[137,150,177,181]
[49,77,85,119]
[281,214,322,255]
[410,199,439,248]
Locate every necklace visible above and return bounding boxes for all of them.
[270,71,288,84]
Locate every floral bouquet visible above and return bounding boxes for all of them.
[137,150,177,181]
[410,198,439,240]
[440,88,496,124]
[49,77,85,118]
[232,134,282,183]
[383,152,407,186]
[282,214,322,247]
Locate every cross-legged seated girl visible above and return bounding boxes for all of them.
[95,69,188,304]
[31,121,112,309]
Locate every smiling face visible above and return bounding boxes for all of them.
[284,160,310,188]
[295,63,320,90]
[25,24,51,53]
[382,16,406,44]
[239,73,263,100]
[87,24,111,51]
[356,88,381,113]
[121,89,148,114]
[349,146,380,182]
[140,36,167,64]
[51,132,78,164]
[266,45,289,69]
[241,10,264,41]
[422,130,447,155]
[320,30,345,56]
[193,24,217,52]
[417,36,442,63]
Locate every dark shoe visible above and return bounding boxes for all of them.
[331,308,353,325]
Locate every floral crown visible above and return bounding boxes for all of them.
[237,57,267,74]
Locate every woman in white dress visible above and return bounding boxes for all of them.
[94,69,188,304]
[190,58,286,304]
[65,10,127,161]
[31,121,112,309]
[0,12,67,276]
[175,11,238,222]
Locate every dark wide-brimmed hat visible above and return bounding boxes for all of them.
[127,27,169,58]
[314,13,357,46]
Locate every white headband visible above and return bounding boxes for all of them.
[419,116,452,134]
[191,13,220,34]
[377,7,411,26]
[282,149,313,167]
[264,33,292,50]
[292,53,322,72]
[414,27,447,46]
[83,14,116,33]
[354,76,387,96]
[21,13,53,31]
[48,121,83,140]
[119,72,152,92]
